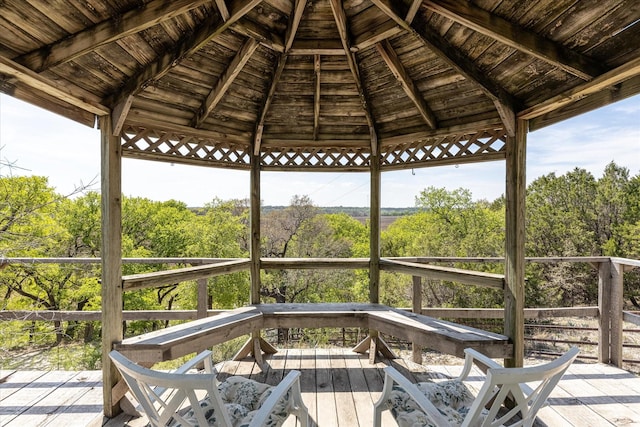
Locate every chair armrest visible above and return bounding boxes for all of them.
[147,350,216,407]
[247,370,307,427]
[376,366,451,427]
[173,350,215,374]
[458,348,503,381]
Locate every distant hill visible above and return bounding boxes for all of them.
[261,206,419,217]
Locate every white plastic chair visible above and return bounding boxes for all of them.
[374,347,579,427]
[109,350,309,427]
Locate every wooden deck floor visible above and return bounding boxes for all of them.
[2,348,640,426]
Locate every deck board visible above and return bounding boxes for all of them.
[2,348,639,426]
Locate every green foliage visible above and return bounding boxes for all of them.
[2,164,640,358]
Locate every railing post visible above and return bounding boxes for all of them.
[197,277,208,319]
[611,261,624,367]
[412,275,423,364]
[598,261,611,363]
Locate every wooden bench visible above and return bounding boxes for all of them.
[367,308,513,358]
[114,303,513,364]
[113,306,262,364]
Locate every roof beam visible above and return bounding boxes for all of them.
[329,0,378,155]
[16,0,211,72]
[313,55,321,139]
[405,0,422,24]
[0,55,107,116]
[215,0,230,21]
[376,40,437,129]
[313,55,321,141]
[192,38,259,128]
[254,54,288,154]
[285,0,308,53]
[520,56,640,120]
[423,0,603,81]
[371,0,517,136]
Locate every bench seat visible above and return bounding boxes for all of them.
[114,303,513,364]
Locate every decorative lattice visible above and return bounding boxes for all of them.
[381,128,507,168]
[261,146,371,170]
[121,124,507,170]
[121,124,251,168]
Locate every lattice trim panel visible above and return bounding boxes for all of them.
[261,146,371,170]
[381,128,507,168]
[121,124,251,168]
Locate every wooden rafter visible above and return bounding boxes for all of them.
[353,21,403,52]
[376,40,437,129]
[0,55,107,115]
[192,38,259,128]
[423,0,603,81]
[285,0,308,53]
[405,0,422,23]
[519,56,640,120]
[15,0,211,72]
[370,0,516,136]
[329,0,378,154]
[233,18,285,53]
[215,0,230,21]
[254,53,288,155]
[314,55,321,140]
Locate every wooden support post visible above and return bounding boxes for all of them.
[610,261,624,367]
[100,114,123,417]
[250,153,261,305]
[197,277,208,319]
[504,118,526,368]
[245,152,271,367]
[365,144,382,363]
[598,261,612,363]
[412,275,423,364]
[370,152,381,304]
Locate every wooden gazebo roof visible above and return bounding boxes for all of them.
[1,0,639,172]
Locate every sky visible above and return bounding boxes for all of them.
[0,93,638,208]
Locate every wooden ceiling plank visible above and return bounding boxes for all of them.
[16,0,212,72]
[103,16,225,108]
[314,54,321,139]
[371,0,516,136]
[329,0,378,154]
[520,55,640,120]
[376,40,437,129]
[422,0,603,81]
[254,53,288,154]
[106,1,263,108]
[192,37,260,128]
[0,54,108,115]
[285,0,308,53]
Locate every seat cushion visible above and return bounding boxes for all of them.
[169,376,292,427]
[386,379,487,427]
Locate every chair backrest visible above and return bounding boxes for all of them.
[462,347,580,427]
[109,350,233,427]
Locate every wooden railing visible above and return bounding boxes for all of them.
[1,256,638,367]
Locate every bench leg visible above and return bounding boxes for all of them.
[352,332,397,363]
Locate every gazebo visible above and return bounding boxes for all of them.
[1,0,639,419]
